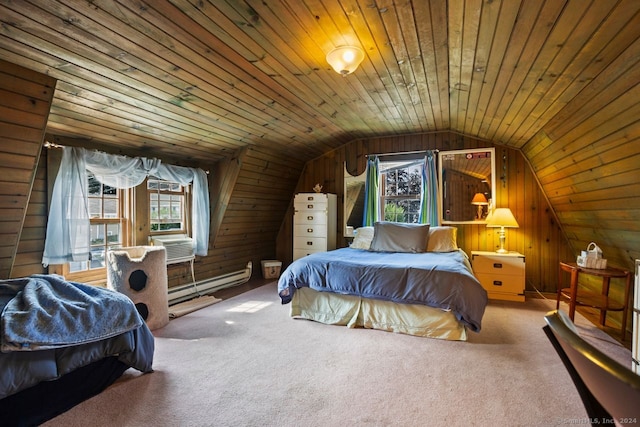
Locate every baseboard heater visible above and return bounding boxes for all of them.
[167,261,253,305]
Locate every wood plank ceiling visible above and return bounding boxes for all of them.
[1,0,637,165]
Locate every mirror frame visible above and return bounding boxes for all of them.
[438,147,496,224]
[343,162,366,237]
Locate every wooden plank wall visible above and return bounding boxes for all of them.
[10,140,305,288]
[277,131,575,295]
[523,76,640,329]
[0,59,55,279]
[12,151,48,278]
[525,86,640,280]
[194,144,305,283]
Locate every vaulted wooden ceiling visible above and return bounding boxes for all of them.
[1,0,637,165]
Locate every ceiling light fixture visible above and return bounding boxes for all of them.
[326,46,365,75]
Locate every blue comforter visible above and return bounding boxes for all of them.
[1,274,143,351]
[0,274,154,400]
[278,248,488,332]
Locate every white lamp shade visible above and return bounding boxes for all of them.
[486,208,519,228]
[326,46,365,75]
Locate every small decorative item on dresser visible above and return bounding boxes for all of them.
[576,242,607,269]
[313,183,323,193]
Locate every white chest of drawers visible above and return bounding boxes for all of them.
[293,193,337,260]
[471,251,526,302]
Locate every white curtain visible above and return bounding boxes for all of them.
[42,147,210,266]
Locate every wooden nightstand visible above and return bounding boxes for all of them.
[557,261,631,339]
[471,251,526,302]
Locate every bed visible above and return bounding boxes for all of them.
[278,223,488,340]
[0,274,155,426]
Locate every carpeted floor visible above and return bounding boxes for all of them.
[43,282,631,427]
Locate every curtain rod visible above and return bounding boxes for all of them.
[43,141,210,174]
[44,141,63,149]
[365,149,438,158]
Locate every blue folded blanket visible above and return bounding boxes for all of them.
[1,274,143,352]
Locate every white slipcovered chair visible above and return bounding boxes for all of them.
[106,246,169,330]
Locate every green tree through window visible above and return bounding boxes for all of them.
[148,179,186,232]
[380,161,422,223]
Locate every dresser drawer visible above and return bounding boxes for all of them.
[294,211,327,226]
[293,248,325,260]
[295,193,328,203]
[472,254,525,277]
[294,193,328,212]
[475,273,524,295]
[293,236,327,251]
[294,224,327,238]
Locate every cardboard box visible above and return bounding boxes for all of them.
[261,260,282,279]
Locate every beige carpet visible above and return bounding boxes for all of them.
[43,282,631,427]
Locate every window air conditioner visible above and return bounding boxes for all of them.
[149,234,195,265]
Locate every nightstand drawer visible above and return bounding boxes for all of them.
[472,254,525,277]
[475,273,524,295]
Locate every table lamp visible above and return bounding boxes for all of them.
[486,208,519,253]
[471,193,488,220]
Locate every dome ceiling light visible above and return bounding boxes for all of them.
[326,46,365,75]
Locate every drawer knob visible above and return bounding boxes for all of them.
[493,280,503,286]
[307,215,314,220]
[307,204,314,209]
[493,263,503,268]
[307,196,314,201]
[307,228,313,233]
[306,241,313,246]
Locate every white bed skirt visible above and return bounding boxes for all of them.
[290,287,467,341]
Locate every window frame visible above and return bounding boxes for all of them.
[56,176,192,284]
[379,159,423,224]
[51,181,133,285]
[146,178,190,236]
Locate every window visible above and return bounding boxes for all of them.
[380,161,423,223]
[68,174,125,273]
[43,146,207,283]
[148,179,187,233]
[62,176,188,281]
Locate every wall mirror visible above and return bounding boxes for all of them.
[344,163,366,237]
[438,148,495,224]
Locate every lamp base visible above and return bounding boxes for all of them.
[496,227,507,253]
